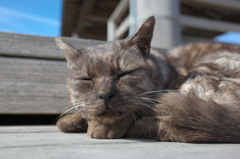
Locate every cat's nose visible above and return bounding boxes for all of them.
[98,91,115,102]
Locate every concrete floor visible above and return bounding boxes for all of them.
[1,126,240,159]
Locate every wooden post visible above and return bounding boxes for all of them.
[130,0,181,49]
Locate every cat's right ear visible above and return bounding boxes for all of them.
[126,16,155,57]
[55,36,78,61]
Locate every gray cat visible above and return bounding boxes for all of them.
[56,16,240,143]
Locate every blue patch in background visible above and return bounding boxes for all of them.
[214,31,240,45]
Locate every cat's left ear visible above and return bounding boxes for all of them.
[55,36,78,61]
[126,16,155,56]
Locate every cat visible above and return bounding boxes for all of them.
[55,16,240,143]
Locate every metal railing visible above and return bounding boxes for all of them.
[107,0,240,43]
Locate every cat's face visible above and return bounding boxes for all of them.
[56,16,163,120]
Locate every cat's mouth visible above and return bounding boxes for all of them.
[97,109,122,118]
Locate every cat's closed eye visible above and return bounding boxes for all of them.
[81,78,92,81]
[75,77,92,81]
[116,70,134,81]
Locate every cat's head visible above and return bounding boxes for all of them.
[56,16,166,121]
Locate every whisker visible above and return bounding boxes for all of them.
[130,103,162,141]
[134,103,156,116]
[129,105,147,118]
[129,97,157,115]
[135,96,172,141]
[137,90,177,97]
[151,109,163,141]
[158,101,172,142]
[73,111,87,133]
[137,97,157,104]
[134,102,154,110]
[132,113,137,123]
[52,103,83,125]
[137,97,162,104]
[129,105,148,126]
[60,104,84,117]
[62,103,82,112]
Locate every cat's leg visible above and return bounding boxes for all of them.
[87,115,135,139]
[56,113,87,133]
[125,116,160,140]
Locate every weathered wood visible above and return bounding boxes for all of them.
[87,15,109,23]
[181,15,240,33]
[1,126,240,159]
[181,0,240,11]
[0,126,58,133]
[0,96,70,114]
[0,57,67,83]
[0,31,104,59]
[0,80,66,96]
[0,57,70,114]
[0,32,104,114]
[76,0,97,36]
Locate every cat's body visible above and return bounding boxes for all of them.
[56,16,240,142]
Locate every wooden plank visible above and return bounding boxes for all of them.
[76,0,97,36]
[0,96,70,114]
[181,15,240,33]
[181,0,240,11]
[0,80,67,97]
[182,35,213,45]
[0,57,67,83]
[1,126,240,159]
[0,57,70,114]
[0,31,105,59]
[87,15,109,23]
[0,126,58,133]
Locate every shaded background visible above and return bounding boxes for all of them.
[1,0,240,44]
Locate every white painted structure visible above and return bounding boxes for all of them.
[132,0,180,48]
[108,0,240,49]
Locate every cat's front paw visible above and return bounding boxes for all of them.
[56,113,87,133]
[87,120,128,139]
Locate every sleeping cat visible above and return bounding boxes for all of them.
[55,16,240,143]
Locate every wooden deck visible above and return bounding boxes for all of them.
[1,126,240,159]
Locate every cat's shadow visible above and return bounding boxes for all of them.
[121,138,157,143]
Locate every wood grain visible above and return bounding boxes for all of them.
[0,96,70,114]
[0,31,105,59]
[0,57,70,114]
[0,32,104,114]
[1,126,240,159]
